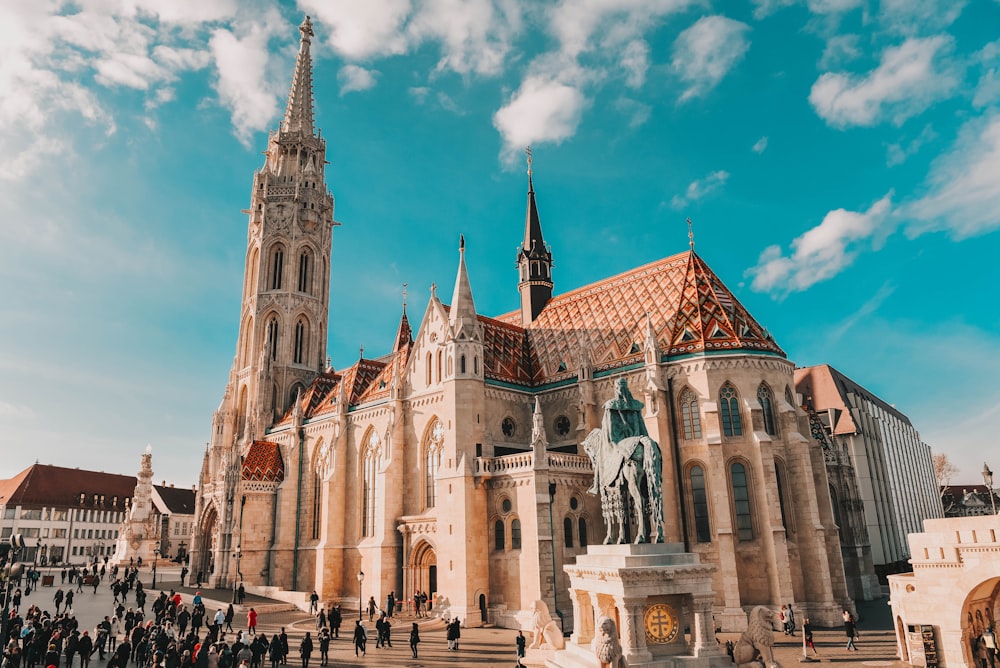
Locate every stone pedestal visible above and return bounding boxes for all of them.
[547,543,730,668]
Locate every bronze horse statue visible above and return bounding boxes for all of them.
[583,428,665,544]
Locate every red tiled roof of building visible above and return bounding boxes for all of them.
[0,464,136,510]
[241,441,284,483]
[153,485,196,515]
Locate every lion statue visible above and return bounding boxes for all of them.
[732,606,782,668]
[592,617,627,668]
[528,599,565,650]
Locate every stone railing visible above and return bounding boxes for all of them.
[474,452,592,479]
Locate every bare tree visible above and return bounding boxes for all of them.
[934,452,959,499]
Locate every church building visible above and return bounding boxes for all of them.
[191,17,854,632]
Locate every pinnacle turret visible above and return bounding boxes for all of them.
[282,16,316,136]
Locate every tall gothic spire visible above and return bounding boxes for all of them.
[282,16,316,135]
[449,235,480,340]
[517,148,554,325]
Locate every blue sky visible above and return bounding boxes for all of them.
[1,0,999,489]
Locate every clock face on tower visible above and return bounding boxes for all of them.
[643,603,680,644]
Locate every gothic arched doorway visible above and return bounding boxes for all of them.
[195,504,219,585]
[409,540,437,607]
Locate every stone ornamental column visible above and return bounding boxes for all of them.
[616,596,653,664]
[692,594,722,656]
[571,589,595,645]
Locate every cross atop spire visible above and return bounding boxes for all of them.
[282,16,316,136]
[686,217,695,250]
[526,145,533,178]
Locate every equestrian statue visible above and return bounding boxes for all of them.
[583,378,665,544]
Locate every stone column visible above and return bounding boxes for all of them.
[692,594,722,656]
[571,589,595,645]
[616,596,653,664]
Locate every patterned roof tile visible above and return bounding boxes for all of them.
[241,441,284,482]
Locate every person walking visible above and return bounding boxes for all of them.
[297,634,312,668]
[308,592,319,615]
[317,629,330,667]
[516,630,526,666]
[367,597,377,623]
[268,635,282,668]
[79,631,94,668]
[786,603,796,636]
[352,621,367,657]
[225,605,236,633]
[385,592,395,619]
[409,624,420,659]
[844,610,859,651]
[330,607,341,639]
[315,608,326,631]
[279,629,289,666]
[803,618,818,656]
[247,609,258,635]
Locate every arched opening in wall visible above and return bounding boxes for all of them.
[237,386,248,439]
[409,540,438,605]
[196,504,219,582]
[270,245,285,290]
[245,247,259,301]
[479,593,488,623]
[240,316,254,367]
[960,577,1000,667]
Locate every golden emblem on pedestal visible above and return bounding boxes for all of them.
[643,603,680,644]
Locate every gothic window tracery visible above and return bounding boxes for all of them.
[578,517,588,546]
[758,384,778,436]
[297,249,312,293]
[294,319,307,364]
[511,517,522,549]
[266,317,279,361]
[689,464,711,543]
[563,517,574,547]
[719,384,743,437]
[680,388,702,439]
[270,247,284,290]
[730,461,754,541]
[424,420,444,509]
[361,431,381,538]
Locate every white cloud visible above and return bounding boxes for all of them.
[878,0,967,35]
[885,124,936,166]
[209,13,288,145]
[493,75,588,159]
[670,170,730,210]
[338,65,378,95]
[752,0,861,19]
[819,34,861,69]
[620,39,650,88]
[747,193,893,294]
[615,98,652,128]
[809,36,957,128]
[672,16,751,102]
[304,0,520,77]
[905,114,1000,239]
[973,40,1000,109]
[752,136,768,153]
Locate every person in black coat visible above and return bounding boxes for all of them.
[297,633,312,668]
[78,631,94,668]
[352,622,366,658]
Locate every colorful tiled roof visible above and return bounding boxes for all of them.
[492,250,783,385]
[241,441,285,483]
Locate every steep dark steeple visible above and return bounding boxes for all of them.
[517,149,553,325]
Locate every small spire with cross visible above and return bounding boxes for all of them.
[686,217,695,250]
[526,145,533,177]
[430,282,437,298]
[402,282,408,310]
[359,344,364,359]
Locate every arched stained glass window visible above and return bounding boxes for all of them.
[293,320,306,364]
[511,518,522,549]
[758,384,778,436]
[563,517,574,548]
[680,388,702,439]
[494,520,505,551]
[719,384,743,437]
[270,247,284,290]
[578,518,588,547]
[730,462,753,541]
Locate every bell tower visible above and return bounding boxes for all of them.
[218,15,338,448]
[517,149,553,325]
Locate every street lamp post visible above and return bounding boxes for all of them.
[232,546,242,604]
[984,463,997,515]
[152,548,159,588]
[357,570,365,620]
[547,481,563,632]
